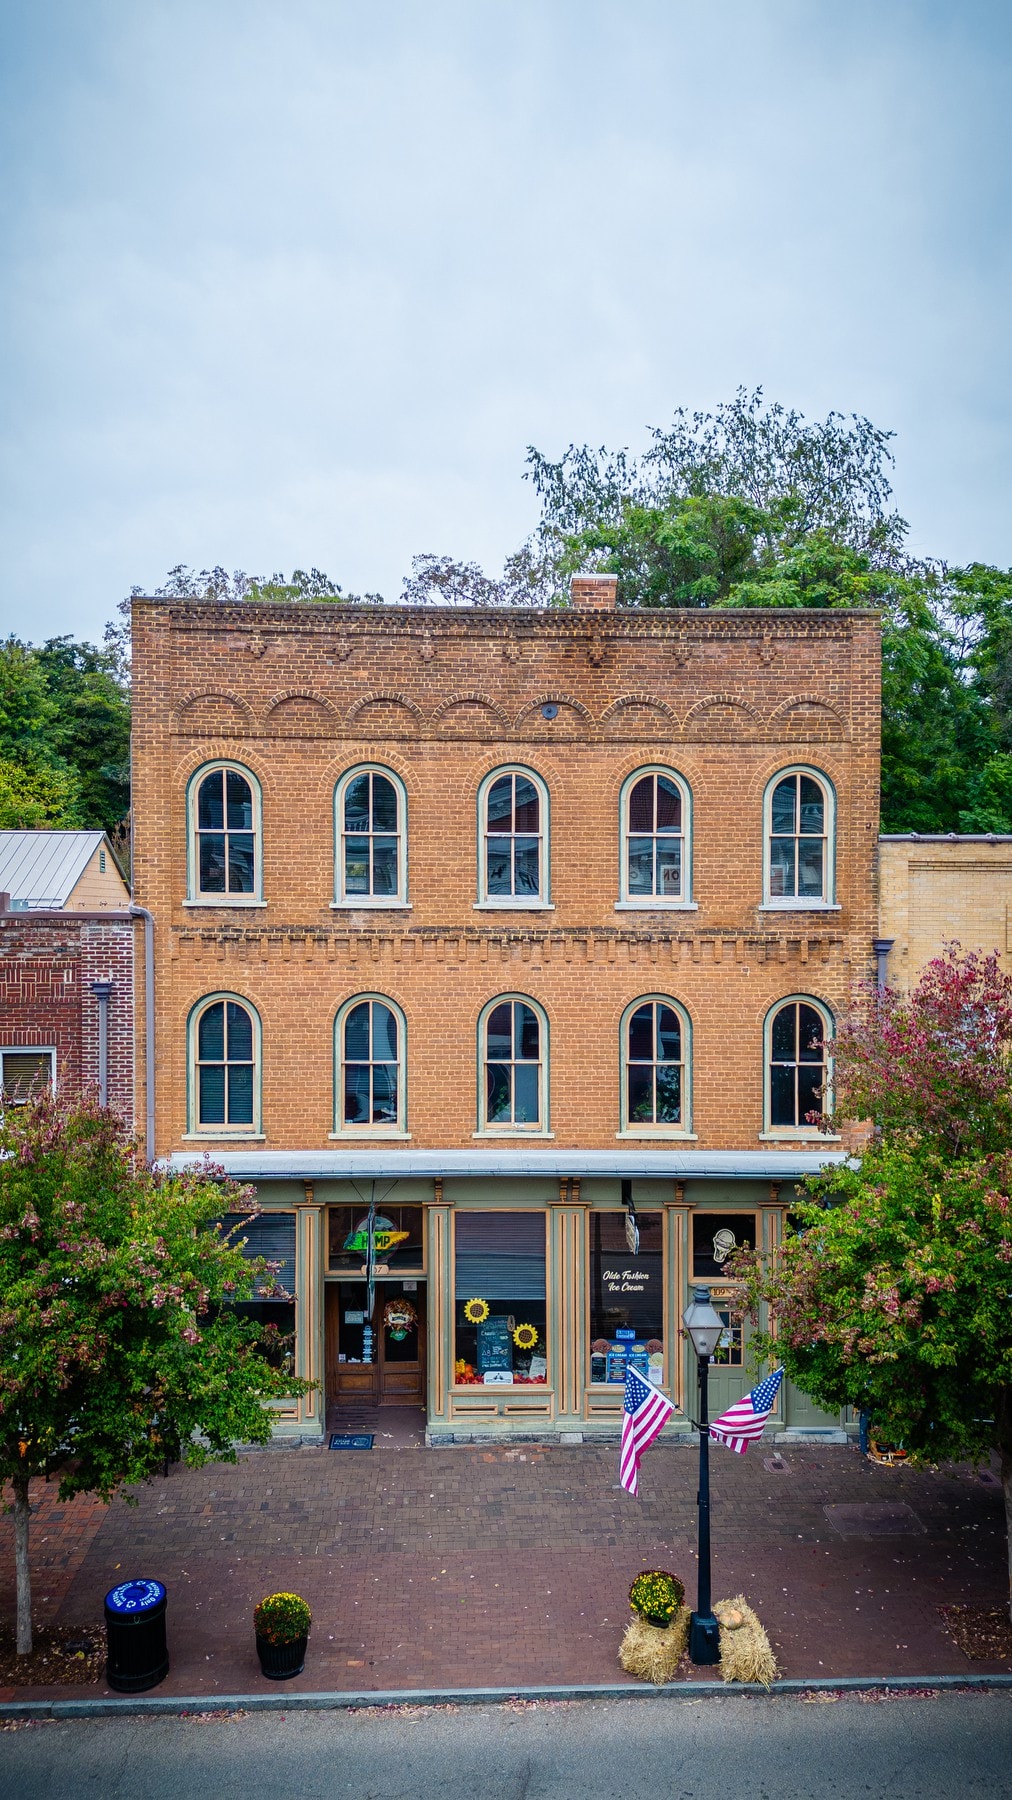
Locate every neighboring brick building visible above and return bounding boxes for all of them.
[877,834,1012,992]
[134,584,882,1442]
[0,832,133,1120]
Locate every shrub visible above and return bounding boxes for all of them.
[629,1569,685,1624]
[253,1592,312,1645]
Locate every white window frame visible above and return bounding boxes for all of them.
[616,766,696,910]
[475,994,551,1137]
[474,766,552,910]
[761,994,837,1140]
[185,762,265,908]
[0,1046,56,1104]
[185,993,263,1138]
[761,765,837,910]
[332,765,410,910]
[331,993,409,1139]
[617,995,696,1138]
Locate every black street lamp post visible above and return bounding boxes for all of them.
[682,1286,724,1664]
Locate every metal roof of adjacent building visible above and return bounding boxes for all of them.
[0,830,108,909]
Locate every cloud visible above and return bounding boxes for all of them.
[1,0,1010,639]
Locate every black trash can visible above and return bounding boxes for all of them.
[104,1579,169,1692]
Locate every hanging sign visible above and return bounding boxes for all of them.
[622,1179,640,1254]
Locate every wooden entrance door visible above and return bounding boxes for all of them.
[377,1282,425,1406]
[326,1281,425,1411]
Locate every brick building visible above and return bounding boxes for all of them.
[877,834,1012,992]
[0,831,133,1119]
[134,582,882,1442]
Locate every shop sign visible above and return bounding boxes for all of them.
[483,1370,514,1385]
[602,1262,653,1295]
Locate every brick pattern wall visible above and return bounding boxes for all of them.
[132,600,881,1155]
[0,913,134,1122]
[877,836,1012,993]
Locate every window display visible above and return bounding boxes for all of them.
[589,1210,664,1384]
[219,1210,296,1374]
[328,1205,425,1272]
[454,1212,547,1383]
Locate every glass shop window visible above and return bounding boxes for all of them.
[217,1210,296,1374]
[589,1210,664,1385]
[691,1212,755,1280]
[454,1212,547,1385]
[327,1205,425,1273]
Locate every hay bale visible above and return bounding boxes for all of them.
[619,1605,690,1684]
[714,1595,779,1688]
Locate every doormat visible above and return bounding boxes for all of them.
[329,1433,374,1450]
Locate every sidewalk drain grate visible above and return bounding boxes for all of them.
[763,1454,789,1473]
[824,1502,925,1537]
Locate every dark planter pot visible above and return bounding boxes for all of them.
[255,1630,308,1679]
[644,1614,672,1630]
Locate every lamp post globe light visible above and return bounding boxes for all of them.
[682,1286,725,1664]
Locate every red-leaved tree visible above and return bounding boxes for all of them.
[731,947,1012,1621]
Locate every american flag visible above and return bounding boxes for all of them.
[709,1368,784,1454]
[619,1366,676,1495]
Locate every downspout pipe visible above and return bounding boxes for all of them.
[129,905,155,1163]
[872,937,895,996]
[91,979,113,1107]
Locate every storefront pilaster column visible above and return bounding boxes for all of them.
[426,1189,454,1425]
[296,1196,324,1435]
[549,1186,589,1422]
[665,1198,691,1415]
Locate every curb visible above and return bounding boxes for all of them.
[3,1673,1012,1720]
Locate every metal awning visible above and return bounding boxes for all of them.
[166,1146,849,1181]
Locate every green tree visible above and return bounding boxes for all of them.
[0,637,82,828]
[139,565,380,604]
[730,948,1012,1619]
[0,1092,312,1654]
[0,755,81,829]
[34,635,131,832]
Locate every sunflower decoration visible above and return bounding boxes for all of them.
[512,1322,538,1351]
[463,1297,490,1325]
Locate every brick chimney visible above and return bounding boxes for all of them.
[570,573,618,609]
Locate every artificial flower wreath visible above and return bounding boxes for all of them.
[463,1297,490,1324]
[512,1322,538,1350]
[383,1297,418,1340]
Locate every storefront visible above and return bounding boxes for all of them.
[174,1150,850,1444]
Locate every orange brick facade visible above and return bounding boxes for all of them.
[133,593,880,1442]
[133,599,880,1155]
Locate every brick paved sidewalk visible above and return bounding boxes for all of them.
[1,1439,1009,1700]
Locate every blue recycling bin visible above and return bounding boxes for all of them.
[104,1578,169,1692]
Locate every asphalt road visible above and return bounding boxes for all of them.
[1,1693,1011,1798]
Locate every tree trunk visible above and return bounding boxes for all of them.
[999,1389,1012,1630]
[12,1473,32,1656]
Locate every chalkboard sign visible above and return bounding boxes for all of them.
[477,1315,513,1374]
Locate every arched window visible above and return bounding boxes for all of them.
[618,768,693,908]
[189,995,261,1134]
[187,763,262,902]
[334,767,407,907]
[334,995,407,1135]
[765,997,833,1132]
[763,768,835,906]
[477,768,550,907]
[478,996,548,1133]
[621,997,692,1134]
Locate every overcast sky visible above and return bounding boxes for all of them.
[2,0,1010,643]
